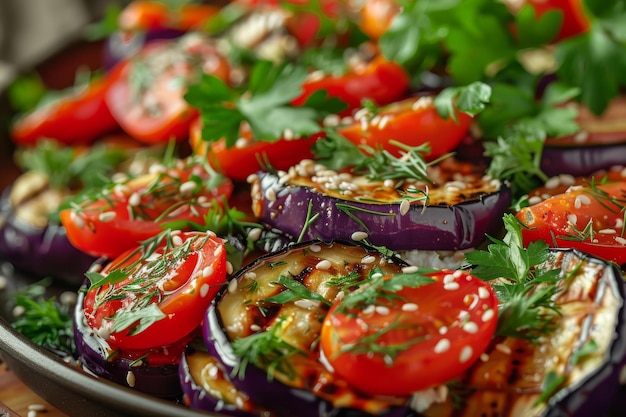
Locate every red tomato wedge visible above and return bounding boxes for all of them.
[10,78,119,147]
[516,180,626,265]
[320,270,498,396]
[358,0,400,40]
[527,0,589,41]
[292,56,410,114]
[83,230,227,351]
[189,118,317,182]
[105,35,230,144]
[60,156,233,259]
[338,95,472,160]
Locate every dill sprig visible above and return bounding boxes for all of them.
[465,214,562,342]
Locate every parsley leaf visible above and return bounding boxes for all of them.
[110,304,167,336]
[434,81,492,122]
[466,214,561,342]
[262,275,330,306]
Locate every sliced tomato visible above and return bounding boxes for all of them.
[516,180,626,265]
[527,0,589,41]
[357,0,400,40]
[292,56,410,114]
[338,95,472,160]
[60,156,233,259]
[105,36,230,144]
[320,270,498,396]
[83,230,227,350]
[189,118,317,182]
[10,78,119,147]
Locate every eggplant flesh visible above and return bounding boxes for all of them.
[204,240,412,417]
[420,249,626,417]
[180,347,259,417]
[249,158,510,251]
[0,176,97,284]
[73,285,183,399]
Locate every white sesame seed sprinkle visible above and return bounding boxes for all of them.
[351,231,369,241]
[400,199,410,216]
[574,194,591,209]
[172,235,183,246]
[375,306,390,315]
[179,181,197,195]
[361,255,376,264]
[444,282,460,291]
[200,283,210,298]
[478,287,491,299]
[599,228,617,234]
[482,308,495,322]
[459,346,473,363]
[98,211,117,223]
[250,324,261,332]
[309,244,322,252]
[362,304,376,315]
[202,266,214,278]
[616,236,626,245]
[226,261,234,275]
[567,214,577,225]
[401,303,418,312]
[462,321,479,334]
[294,299,319,309]
[316,259,332,270]
[126,371,136,387]
[443,274,456,284]
[228,279,238,293]
[244,271,257,280]
[439,326,448,335]
[434,338,450,353]
[402,265,419,273]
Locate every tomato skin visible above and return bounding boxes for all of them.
[320,270,498,396]
[83,231,227,351]
[189,118,317,182]
[10,78,119,147]
[292,56,410,114]
[105,38,230,144]
[357,0,400,40]
[338,96,472,160]
[517,181,626,265]
[528,0,589,41]
[60,158,233,259]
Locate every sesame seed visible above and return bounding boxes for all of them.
[172,235,183,246]
[128,192,141,207]
[202,266,214,278]
[247,173,259,184]
[462,321,479,334]
[401,265,419,273]
[361,255,376,264]
[200,283,210,298]
[559,174,576,186]
[283,128,294,140]
[179,181,197,195]
[495,343,512,354]
[599,228,617,234]
[443,274,456,284]
[228,279,238,293]
[126,371,136,387]
[434,338,450,353]
[574,131,589,143]
[528,195,542,205]
[235,138,248,148]
[226,261,234,275]
[439,326,448,335]
[244,271,257,280]
[354,107,370,120]
[294,299,319,309]
[574,194,591,209]
[12,305,25,317]
[98,211,117,223]
[60,291,77,306]
[478,287,491,299]
[265,187,277,202]
[616,218,624,229]
[444,282,460,291]
[616,237,626,245]
[567,214,577,225]
[371,272,383,279]
[149,163,166,174]
[459,346,473,363]
[400,199,410,216]
[309,244,322,252]
[250,324,261,332]
[362,305,376,315]
[482,308,495,322]
[375,306,390,315]
[544,176,561,189]
[351,231,369,241]
[316,259,332,270]
[378,115,391,130]
[401,303,418,312]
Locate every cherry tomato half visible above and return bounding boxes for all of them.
[190,118,317,182]
[320,270,498,396]
[357,0,400,40]
[292,56,410,114]
[10,78,119,147]
[338,95,473,160]
[60,156,233,259]
[105,36,230,144]
[527,0,589,41]
[83,230,227,351]
[517,181,626,265]
[118,1,220,32]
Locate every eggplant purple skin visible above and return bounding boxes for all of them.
[73,283,182,399]
[540,143,626,177]
[179,348,257,417]
[0,187,97,285]
[202,240,412,417]
[254,172,511,251]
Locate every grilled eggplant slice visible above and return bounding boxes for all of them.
[203,240,412,417]
[249,158,510,252]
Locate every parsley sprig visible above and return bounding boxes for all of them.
[465,214,562,342]
[184,60,346,147]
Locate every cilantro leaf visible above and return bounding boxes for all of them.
[434,81,492,122]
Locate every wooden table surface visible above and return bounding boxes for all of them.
[0,362,67,417]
